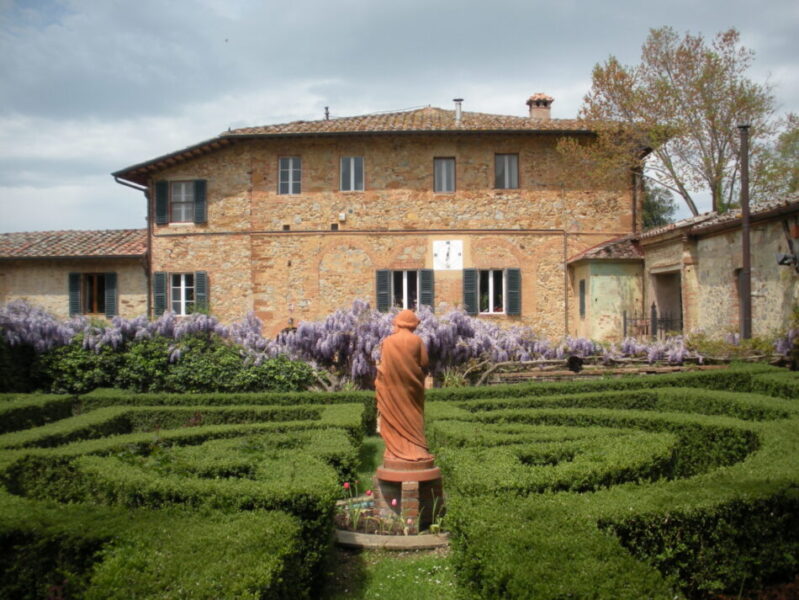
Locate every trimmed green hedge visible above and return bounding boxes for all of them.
[431,369,799,599]
[0,491,309,599]
[426,363,779,403]
[0,393,365,598]
[0,394,74,434]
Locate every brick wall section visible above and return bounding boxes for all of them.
[0,259,147,319]
[148,132,637,336]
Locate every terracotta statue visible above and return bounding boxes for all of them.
[375,309,434,463]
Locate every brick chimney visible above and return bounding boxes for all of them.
[526,93,554,121]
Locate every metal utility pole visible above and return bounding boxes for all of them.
[738,124,752,339]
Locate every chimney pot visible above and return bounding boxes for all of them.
[526,93,554,121]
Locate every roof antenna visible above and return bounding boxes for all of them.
[324,106,330,120]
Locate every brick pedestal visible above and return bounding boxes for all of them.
[373,458,444,534]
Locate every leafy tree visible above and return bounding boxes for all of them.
[642,184,678,229]
[755,113,799,199]
[561,27,776,215]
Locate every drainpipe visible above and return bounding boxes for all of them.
[114,176,152,318]
[738,124,752,339]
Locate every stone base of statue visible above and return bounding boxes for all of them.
[373,457,444,534]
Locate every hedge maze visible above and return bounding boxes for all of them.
[1,366,798,599]
[425,365,799,599]
[0,390,368,599]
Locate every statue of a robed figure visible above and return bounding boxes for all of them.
[373,310,443,533]
[375,309,434,463]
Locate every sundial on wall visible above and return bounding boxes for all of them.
[433,240,463,271]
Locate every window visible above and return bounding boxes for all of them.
[392,270,421,309]
[171,273,195,315]
[279,157,301,194]
[153,271,208,316]
[479,270,505,313]
[434,158,455,192]
[68,272,117,317]
[155,180,207,225]
[463,268,521,316]
[494,154,519,189]
[375,270,434,312]
[340,156,364,191]
[579,279,586,319]
[170,181,194,222]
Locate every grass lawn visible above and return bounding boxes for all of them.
[322,435,459,599]
[320,547,458,600]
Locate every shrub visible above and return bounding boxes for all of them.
[38,335,124,394]
[431,373,799,598]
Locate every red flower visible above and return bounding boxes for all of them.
[365,489,373,496]
[391,498,397,507]
[343,482,350,489]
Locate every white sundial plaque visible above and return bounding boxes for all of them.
[433,240,463,271]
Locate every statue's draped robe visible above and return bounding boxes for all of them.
[375,313,432,462]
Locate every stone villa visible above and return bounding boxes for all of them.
[2,95,797,340]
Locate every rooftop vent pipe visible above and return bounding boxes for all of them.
[453,98,463,124]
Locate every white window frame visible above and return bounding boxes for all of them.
[392,270,421,309]
[278,157,301,195]
[170,181,195,222]
[494,154,519,190]
[340,156,364,191]
[479,269,506,314]
[434,157,455,193]
[171,273,195,316]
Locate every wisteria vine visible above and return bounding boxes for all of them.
[1,299,793,386]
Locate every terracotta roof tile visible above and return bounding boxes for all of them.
[567,234,643,263]
[639,196,799,239]
[0,229,146,258]
[225,106,588,137]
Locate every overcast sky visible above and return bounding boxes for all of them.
[1,0,797,233]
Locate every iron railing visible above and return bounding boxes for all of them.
[623,303,683,338]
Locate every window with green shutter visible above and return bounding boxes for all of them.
[154,271,209,317]
[153,272,167,316]
[376,270,435,312]
[462,268,478,315]
[68,272,118,317]
[68,273,81,316]
[376,270,392,313]
[464,268,521,316]
[104,272,118,318]
[154,180,207,225]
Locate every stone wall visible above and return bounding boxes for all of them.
[146,132,637,335]
[0,259,147,319]
[691,222,799,337]
[641,219,799,338]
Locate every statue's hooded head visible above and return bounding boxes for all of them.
[393,309,420,331]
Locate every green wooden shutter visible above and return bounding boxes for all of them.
[195,271,208,313]
[506,268,521,316]
[104,272,117,318]
[419,269,434,308]
[68,273,81,316]
[579,279,586,318]
[376,270,391,312]
[193,179,207,224]
[153,272,167,316]
[155,181,169,225]
[462,269,478,315]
